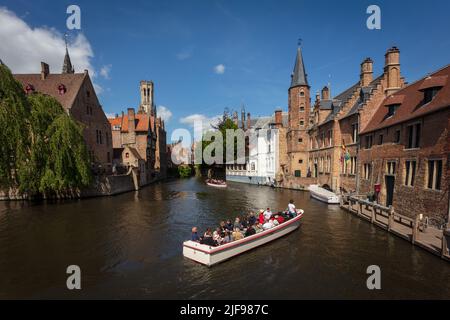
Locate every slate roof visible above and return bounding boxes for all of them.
[290,47,308,88]
[361,65,450,134]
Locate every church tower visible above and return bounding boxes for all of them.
[62,36,74,74]
[139,80,154,115]
[287,44,311,177]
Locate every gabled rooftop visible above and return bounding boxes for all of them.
[361,64,450,134]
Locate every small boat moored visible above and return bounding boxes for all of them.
[308,184,341,204]
[183,209,304,266]
[206,179,227,188]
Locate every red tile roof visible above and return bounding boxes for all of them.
[13,73,86,111]
[108,114,150,132]
[361,65,450,134]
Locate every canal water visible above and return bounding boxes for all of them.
[0,178,449,299]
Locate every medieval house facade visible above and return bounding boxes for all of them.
[13,48,113,171]
[109,80,167,185]
[276,45,448,223]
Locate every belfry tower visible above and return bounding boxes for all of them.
[139,80,154,115]
[287,43,311,177]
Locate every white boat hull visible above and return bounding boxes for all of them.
[183,212,303,266]
[206,182,227,188]
[308,185,340,204]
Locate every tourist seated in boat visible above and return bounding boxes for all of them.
[200,229,216,246]
[213,228,224,246]
[258,209,265,224]
[263,208,273,222]
[225,219,234,232]
[244,224,256,237]
[232,227,244,241]
[262,219,275,230]
[191,227,201,242]
[234,217,243,230]
[253,223,263,233]
[274,214,285,224]
[247,211,257,226]
[288,199,296,218]
[271,217,280,226]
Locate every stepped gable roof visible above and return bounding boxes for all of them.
[361,65,450,134]
[341,76,383,120]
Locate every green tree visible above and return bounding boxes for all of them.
[178,165,192,178]
[0,64,31,189]
[0,63,92,196]
[39,112,92,194]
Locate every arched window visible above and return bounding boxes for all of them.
[300,91,305,97]
[300,104,305,112]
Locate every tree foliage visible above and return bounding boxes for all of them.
[0,64,92,196]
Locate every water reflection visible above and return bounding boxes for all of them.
[0,177,449,299]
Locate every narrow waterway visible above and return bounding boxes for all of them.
[0,178,449,299]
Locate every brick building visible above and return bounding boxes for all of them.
[13,48,113,170]
[359,65,449,223]
[108,81,167,184]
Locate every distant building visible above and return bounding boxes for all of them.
[13,47,113,170]
[226,110,288,186]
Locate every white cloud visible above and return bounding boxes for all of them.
[214,64,225,74]
[100,64,112,79]
[0,7,105,93]
[180,113,222,139]
[157,105,172,122]
[176,51,192,61]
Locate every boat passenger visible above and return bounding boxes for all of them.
[213,228,223,246]
[263,208,273,221]
[288,199,296,218]
[254,223,263,233]
[258,210,265,224]
[248,212,257,226]
[272,218,279,226]
[232,227,244,241]
[262,220,274,230]
[275,214,285,224]
[245,225,256,237]
[201,229,215,246]
[234,217,242,230]
[191,227,201,242]
[225,220,234,232]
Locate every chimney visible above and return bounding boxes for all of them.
[246,112,251,130]
[384,47,401,95]
[40,62,49,80]
[127,108,135,133]
[274,109,283,128]
[321,86,330,100]
[315,91,320,103]
[360,58,373,87]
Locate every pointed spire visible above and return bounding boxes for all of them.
[62,33,74,74]
[290,42,308,88]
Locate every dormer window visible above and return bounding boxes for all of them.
[423,87,440,104]
[25,84,35,94]
[58,84,67,95]
[387,104,400,117]
[419,75,447,105]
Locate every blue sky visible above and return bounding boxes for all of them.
[2,0,450,141]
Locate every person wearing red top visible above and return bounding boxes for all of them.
[275,214,285,224]
[258,209,265,224]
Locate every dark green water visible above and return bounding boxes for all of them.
[0,178,449,299]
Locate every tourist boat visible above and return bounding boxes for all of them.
[206,179,227,188]
[308,184,341,204]
[183,210,304,266]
